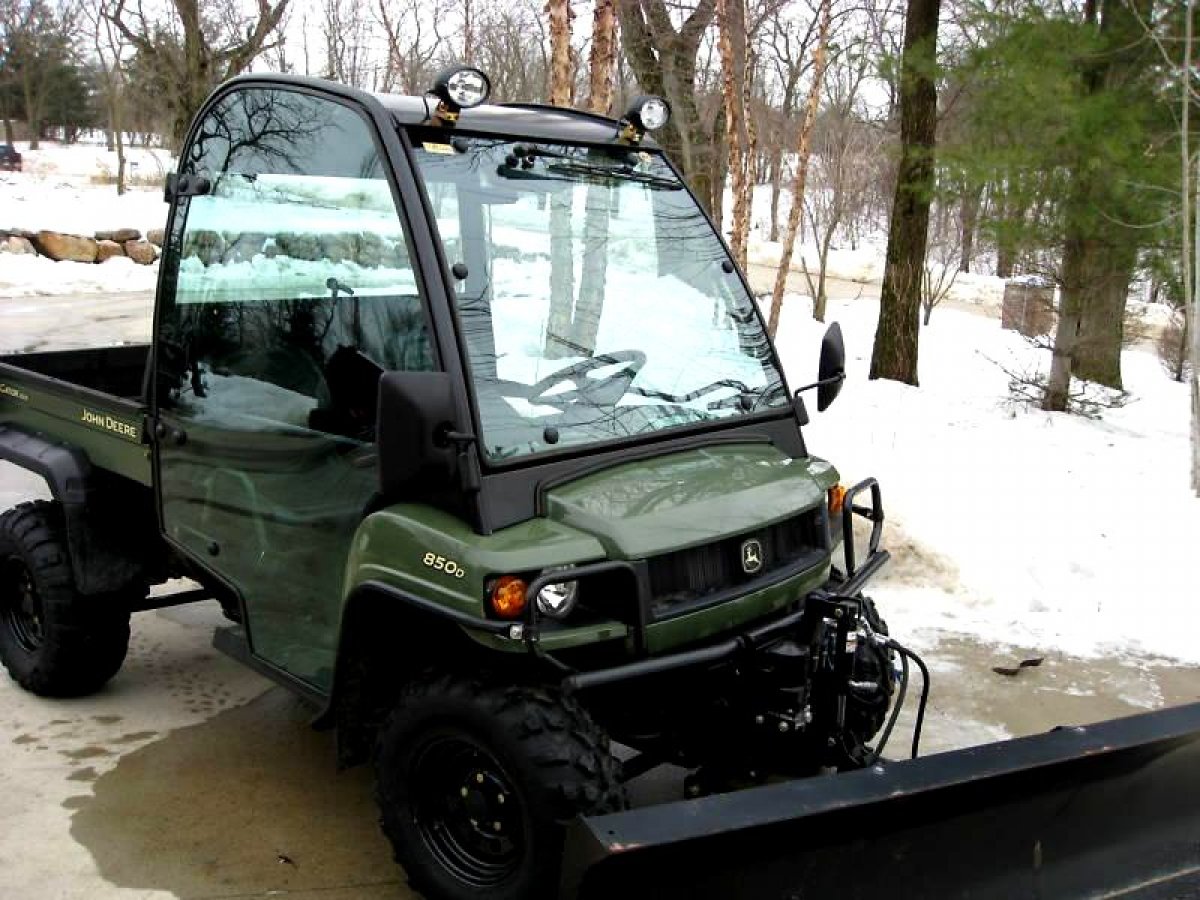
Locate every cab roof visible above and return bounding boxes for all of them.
[218,73,661,149]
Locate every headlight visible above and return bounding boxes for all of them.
[536,571,579,619]
[432,64,491,111]
[623,95,671,132]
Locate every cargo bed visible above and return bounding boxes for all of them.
[0,345,152,486]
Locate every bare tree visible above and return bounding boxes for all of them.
[801,79,885,322]
[108,0,292,149]
[767,0,831,337]
[377,0,448,94]
[920,198,962,325]
[321,0,374,87]
[84,0,129,193]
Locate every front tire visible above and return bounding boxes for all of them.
[375,673,625,900]
[0,501,131,697]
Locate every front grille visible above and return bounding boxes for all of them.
[647,511,825,616]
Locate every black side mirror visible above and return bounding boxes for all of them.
[816,322,846,412]
[377,371,457,497]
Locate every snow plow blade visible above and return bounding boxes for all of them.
[562,701,1200,899]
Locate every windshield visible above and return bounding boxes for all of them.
[409,133,789,462]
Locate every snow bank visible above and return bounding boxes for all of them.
[769,292,1200,665]
[0,253,158,297]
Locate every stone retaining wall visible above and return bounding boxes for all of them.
[0,228,165,265]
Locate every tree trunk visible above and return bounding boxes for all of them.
[869,0,942,385]
[716,0,750,269]
[767,0,831,338]
[768,150,783,242]
[22,77,41,150]
[1073,241,1135,387]
[547,0,574,107]
[709,109,728,228]
[996,244,1015,279]
[1045,0,1152,407]
[1193,80,1200,494]
[587,0,616,114]
[463,0,474,64]
[1044,235,1092,411]
[814,235,833,323]
[959,184,982,273]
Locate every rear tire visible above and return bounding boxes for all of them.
[0,501,131,697]
[375,673,625,900]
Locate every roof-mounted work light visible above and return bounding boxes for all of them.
[430,64,491,124]
[619,95,671,143]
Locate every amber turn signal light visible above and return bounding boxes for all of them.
[490,575,528,619]
[828,484,847,516]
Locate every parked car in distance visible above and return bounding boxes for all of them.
[0,144,22,172]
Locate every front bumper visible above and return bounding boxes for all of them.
[529,477,889,689]
[448,477,888,684]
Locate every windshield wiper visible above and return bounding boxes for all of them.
[630,380,785,413]
[495,143,680,191]
[544,160,680,191]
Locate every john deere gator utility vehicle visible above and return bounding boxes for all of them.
[3,68,1200,900]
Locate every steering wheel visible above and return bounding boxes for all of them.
[527,350,647,407]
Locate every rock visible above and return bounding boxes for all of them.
[96,239,125,262]
[0,235,36,255]
[97,227,140,242]
[224,232,268,263]
[319,233,355,263]
[33,230,98,263]
[275,232,321,262]
[182,229,224,265]
[146,228,165,247]
[124,240,158,265]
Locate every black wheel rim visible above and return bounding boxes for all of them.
[1,556,45,653]
[411,732,525,888]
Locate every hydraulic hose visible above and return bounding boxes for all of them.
[888,640,931,759]
[862,648,908,767]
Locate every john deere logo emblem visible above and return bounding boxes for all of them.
[740,538,763,575]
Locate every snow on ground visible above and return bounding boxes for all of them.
[0,140,170,297]
[0,252,160,297]
[768,291,1199,666]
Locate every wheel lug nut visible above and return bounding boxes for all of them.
[460,787,468,797]
[497,794,505,804]
[475,773,484,784]
[493,821,502,832]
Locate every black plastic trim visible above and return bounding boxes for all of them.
[213,625,326,707]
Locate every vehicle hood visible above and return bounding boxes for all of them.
[541,442,836,559]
